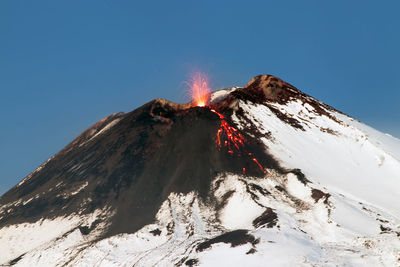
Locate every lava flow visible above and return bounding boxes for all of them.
[210,108,266,175]
[210,109,245,154]
[187,72,266,175]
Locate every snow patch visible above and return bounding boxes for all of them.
[88,117,122,142]
[210,87,239,104]
[0,207,112,265]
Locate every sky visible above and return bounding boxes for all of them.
[1,0,399,195]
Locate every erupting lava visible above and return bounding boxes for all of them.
[188,72,211,107]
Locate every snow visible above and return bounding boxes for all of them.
[0,215,82,264]
[58,181,88,199]
[199,228,323,267]
[63,192,218,266]
[210,87,239,104]
[88,117,122,142]
[213,174,264,229]
[285,173,312,203]
[0,207,112,265]
[15,228,86,267]
[337,113,400,161]
[234,100,400,219]
[330,194,380,237]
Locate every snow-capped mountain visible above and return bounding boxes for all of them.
[1,75,399,266]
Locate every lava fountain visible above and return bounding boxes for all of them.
[187,72,211,107]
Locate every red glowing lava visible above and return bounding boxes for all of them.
[187,72,211,107]
[252,158,265,173]
[210,109,267,175]
[211,109,245,154]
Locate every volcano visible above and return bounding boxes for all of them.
[1,75,400,266]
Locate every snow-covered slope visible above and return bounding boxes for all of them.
[235,99,400,218]
[1,75,399,266]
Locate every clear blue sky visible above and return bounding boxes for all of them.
[1,0,399,194]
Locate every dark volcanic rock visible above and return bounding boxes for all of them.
[196,230,259,252]
[252,207,278,228]
[311,189,330,204]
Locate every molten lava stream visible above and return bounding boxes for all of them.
[210,108,266,175]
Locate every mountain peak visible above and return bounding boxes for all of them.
[233,74,301,105]
[245,74,294,93]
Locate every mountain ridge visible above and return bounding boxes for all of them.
[1,74,400,266]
